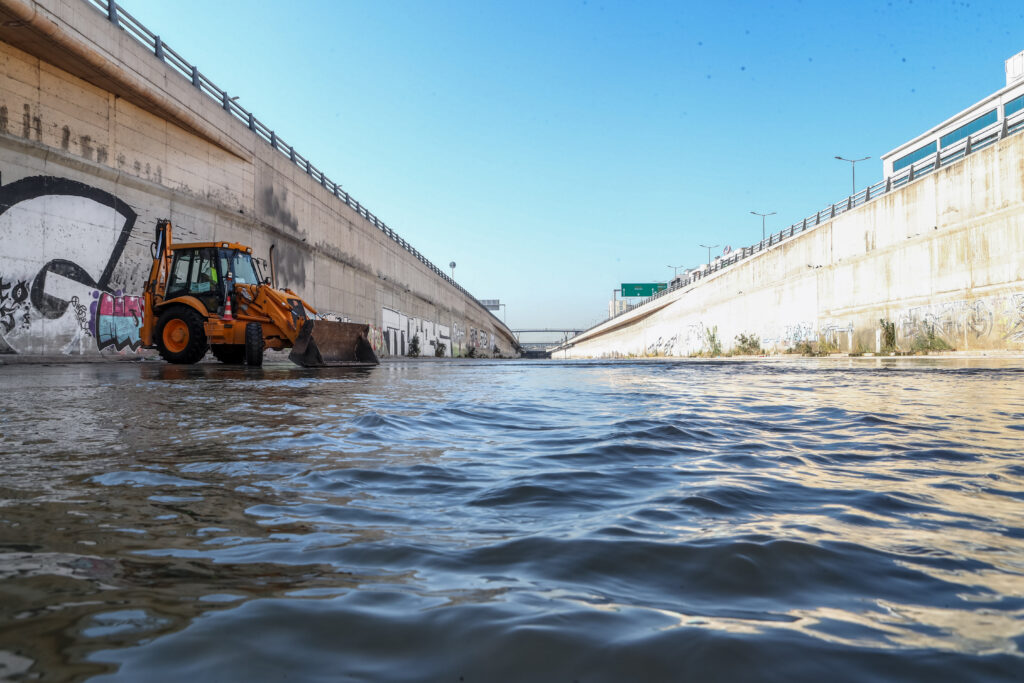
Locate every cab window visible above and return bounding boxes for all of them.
[166,250,194,298]
[192,249,219,293]
[219,249,259,285]
[165,248,222,299]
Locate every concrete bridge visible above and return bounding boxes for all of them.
[511,329,583,359]
[0,0,517,359]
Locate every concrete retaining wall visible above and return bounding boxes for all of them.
[555,131,1024,358]
[0,0,516,359]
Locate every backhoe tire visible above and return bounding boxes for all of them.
[155,305,209,364]
[245,322,264,367]
[211,344,245,365]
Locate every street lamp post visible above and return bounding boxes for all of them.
[612,288,621,316]
[834,156,870,195]
[668,264,686,278]
[699,243,720,268]
[499,303,506,323]
[449,261,456,279]
[750,210,776,241]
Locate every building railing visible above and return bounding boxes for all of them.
[83,0,509,331]
[568,106,1024,345]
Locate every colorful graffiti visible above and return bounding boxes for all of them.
[366,324,386,355]
[0,175,139,355]
[94,292,144,351]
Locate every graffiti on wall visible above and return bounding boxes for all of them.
[646,333,680,357]
[1007,294,1024,342]
[94,292,144,351]
[382,307,451,357]
[460,328,497,355]
[366,324,385,355]
[897,298,994,347]
[0,175,140,355]
[0,277,30,336]
[762,321,815,348]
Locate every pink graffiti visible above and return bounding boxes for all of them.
[95,292,144,351]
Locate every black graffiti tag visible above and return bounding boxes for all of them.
[0,277,29,333]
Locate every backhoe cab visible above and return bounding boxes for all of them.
[141,219,378,368]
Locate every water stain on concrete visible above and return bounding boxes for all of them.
[274,245,307,290]
[21,104,41,141]
[260,186,299,233]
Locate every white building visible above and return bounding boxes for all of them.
[881,50,1024,177]
[608,298,630,317]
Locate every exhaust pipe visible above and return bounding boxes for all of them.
[269,244,278,289]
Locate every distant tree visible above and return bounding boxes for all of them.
[434,342,446,357]
[408,334,420,357]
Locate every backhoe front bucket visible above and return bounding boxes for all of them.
[288,320,380,367]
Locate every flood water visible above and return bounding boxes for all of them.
[0,357,1022,682]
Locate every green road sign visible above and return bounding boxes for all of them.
[620,283,667,297]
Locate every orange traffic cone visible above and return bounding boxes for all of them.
[223,284,234,321]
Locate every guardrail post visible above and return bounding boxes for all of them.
[815,211,820,225]
[108,1,119,26]
[269,131,277,149]
[885,177,892,192]
[933,152,941,170]
[909,163,915,182]
[965,135,972,155]
[305,159,311,174]
[865,185,870,201]
[191,66,200,88]
[222,91,230,111]
[154,35,163,60]
[247,112,255,130]
[289,146,296,162]
[1000,117,1009,140]
[846,196,852,211]
[830,204,836,218]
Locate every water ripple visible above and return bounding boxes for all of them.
[1,358,1022,681]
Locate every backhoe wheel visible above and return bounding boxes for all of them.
[211,344,245,365]
[245,322,265,367]
[155,305,209,364]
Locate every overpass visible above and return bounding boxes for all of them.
[512,329,583,358]
[0,0,518,359]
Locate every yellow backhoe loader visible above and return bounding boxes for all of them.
[140,219,378,367]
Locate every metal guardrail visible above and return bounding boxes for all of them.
[569,107,1024,344]
[83,0,509,331]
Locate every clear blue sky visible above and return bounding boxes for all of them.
[126,0,1024,331]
